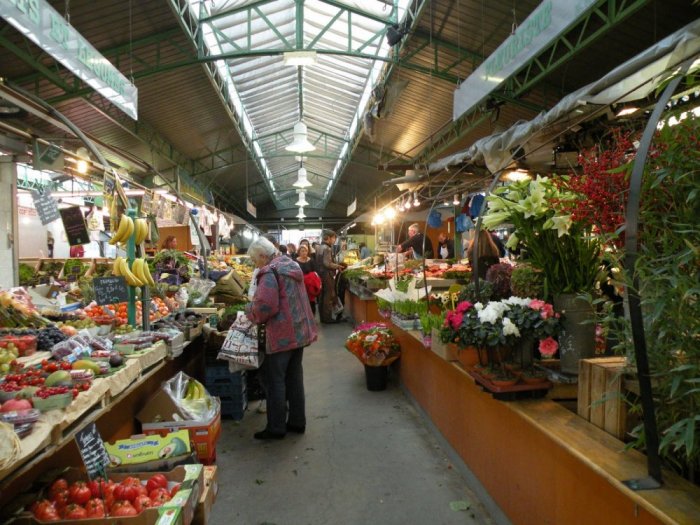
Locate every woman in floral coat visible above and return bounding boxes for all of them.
[246,237,318,440]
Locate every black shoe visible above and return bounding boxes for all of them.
[254,429,285,440]
[286,423,306,434]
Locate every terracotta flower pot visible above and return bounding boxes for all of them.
[455,346,479,369]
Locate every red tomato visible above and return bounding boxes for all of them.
[50,488,70,513]
[148,488,170,507]
[145,473,168,494]
[121,476,142,487]
[87,478,109,499]
[63,504,88,520]
[48,478,68,499]
[68,481,91,505]
[85,498,106,518]
[114,483,138,502]
[111,500,138,516]
[169,483,181,498]
[32,500,60,522]
[133,495,152,513]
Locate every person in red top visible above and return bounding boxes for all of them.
[246,237,318,440]
[296,244,321,314]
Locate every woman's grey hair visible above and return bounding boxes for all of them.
[248,237,277,258]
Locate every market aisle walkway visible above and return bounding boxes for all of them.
[210,322,501,525]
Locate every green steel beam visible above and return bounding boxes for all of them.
[318,0,396,25]
[415,0,651,164]
[199,0,275,24]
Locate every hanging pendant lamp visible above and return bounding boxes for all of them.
[286,121,315,153]
[295,191,309,206]
[296,207,306,219]
[293,166,312,188]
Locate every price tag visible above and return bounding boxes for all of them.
[93,276,128,306]
[75,423,110,480]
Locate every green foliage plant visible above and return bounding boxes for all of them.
[510,263,545,299]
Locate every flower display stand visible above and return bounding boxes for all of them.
[364,365,388,391]
[468,368,552,401]
[429,329,458,361]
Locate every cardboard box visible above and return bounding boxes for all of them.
[104,429,192,466]
[18,464,204,525]
[137,389,221,464]
[193,466,218,525]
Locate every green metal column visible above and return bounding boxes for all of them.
[126,208,137,327]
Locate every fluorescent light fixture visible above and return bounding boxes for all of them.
[616,106,639,117]
[283,51,318,67]
[286,121,315,153]
[295,191,309,206]
[293,166,313,188]
[503,169,532,182]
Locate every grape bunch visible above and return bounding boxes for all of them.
[36,327,67,351]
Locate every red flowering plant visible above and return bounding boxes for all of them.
[555,128,637,247]
[345,322,401,367]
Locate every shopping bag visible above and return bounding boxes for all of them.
[217,313,263,371]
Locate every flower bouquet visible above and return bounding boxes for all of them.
[345,322,401,367]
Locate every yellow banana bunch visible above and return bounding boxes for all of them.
[132,258,155,287]
[133,218,149,245]
[183,379,205,400]
[109,214,134,245]
[112,256,124,277]
[115,257,143,287]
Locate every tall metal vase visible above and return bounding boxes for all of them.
[553,293,596,375]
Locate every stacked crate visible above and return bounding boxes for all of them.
[204,365,247,420]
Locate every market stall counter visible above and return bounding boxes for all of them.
[390,325,700,525]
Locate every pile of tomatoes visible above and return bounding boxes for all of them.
[83,298,170,327]
[30,474,180,521]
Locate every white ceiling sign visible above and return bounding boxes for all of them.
[1,0,138,120]
[453,0,597,121]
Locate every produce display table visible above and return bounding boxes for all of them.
[344,289,381,325]
[0,335,205,512]
[391,326,700,525]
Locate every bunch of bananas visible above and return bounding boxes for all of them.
[112,256,155,288]
[109,214,134,245]
[133,218,149,245]
[183,378,206,400]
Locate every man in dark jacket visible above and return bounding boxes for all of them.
[436,232,455,259]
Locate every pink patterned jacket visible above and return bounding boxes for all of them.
[246,255,318,353]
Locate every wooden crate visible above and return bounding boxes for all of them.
[578,357,627,439]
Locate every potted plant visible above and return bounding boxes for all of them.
[345,322,401,391]
[376,297,392,319]
[485,263,513,300]
[374,277,431,330]
[510,263,545,299]
[419,312,444,347]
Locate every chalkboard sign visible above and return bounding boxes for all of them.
[141,190,153,215]
[31,190,61,225]
[59,206,90,246]
[75,423,110,479]
[93,276,128,306]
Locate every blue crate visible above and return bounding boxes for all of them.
[220,394,247,420]
[207,381,247,399]
[205,365,244,382]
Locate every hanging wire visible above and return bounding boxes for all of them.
[129,0,134,81]
[64,0,70,23]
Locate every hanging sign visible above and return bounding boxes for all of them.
[0,0,138,120]
[59,206,89,246]
[74,423,110,479]
[32,140,64,172]
[141,190,153,215]
[176,205,188,225]
[93,276,128,306]
[453,0,597,120]
[346,199,357,216]
[246,199,256,218]
[31,189,61,225]
[149,193,160,216]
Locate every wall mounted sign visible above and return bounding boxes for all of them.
[1,0,138,119]
[32,140,64,172]
[246,199,256,218]
[453,0,597,120]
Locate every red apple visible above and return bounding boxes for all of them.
[1,398,32,412]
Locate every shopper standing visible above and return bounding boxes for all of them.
[246,237,317,440]
[296,244,321,314]
[467,229,501,279]
[315,230,346,323]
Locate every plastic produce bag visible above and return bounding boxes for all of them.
[187,278,216,306]
[163,371,217,421]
